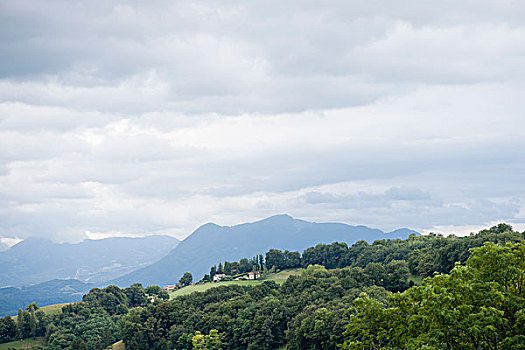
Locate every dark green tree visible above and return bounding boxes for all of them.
[0,316,17,343]
[266,249,284,270]
[259,254,264,269]
[70,337,88,350]
[125,283,147,307]
[179,272,193,287]
[224,261,231,275]
[102,327,114,348]
[25,302,39,312]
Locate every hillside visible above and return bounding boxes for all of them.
[0,224,522,349]
[0,235,179,287]
[0,279,92,316]
[168,269,303,298]
[111,214,418,287]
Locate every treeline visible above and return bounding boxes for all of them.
[204,223,523,282]
[121,224,524,349]
[0,303,44,343]
[0,284,169,349]
[205,256,264,281]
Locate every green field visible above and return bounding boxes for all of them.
[12,303,70,321]
[169,269,303,298]
[0,337,46,349]
[111,340,125,350]
[39,303,70,316]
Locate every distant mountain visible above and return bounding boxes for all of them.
[0,235,179,287]
[0,241,9,252]
[111,215,419,287]
[0,279,93,317]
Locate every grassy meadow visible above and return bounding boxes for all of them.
[111,340,125,349]
[0,337,46,349]
[169,268,303,298]
[12,303,70,321]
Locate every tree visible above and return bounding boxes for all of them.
[0,316,17,343]
[145,285,162,295]
[259,254,264,270]
[266,249,284,270]
[224,261,231,275]
[16,309,22,339]
[384,259,410,292]
[70,337,88,350]
[158,290,170,300]
[239,258,251,273]
[179,272,193,287]
[231,261,240,275]
[25,303,39,312]
[192,329,223,350]
[102,327,114,348]
[363,262,386,287]
[283,250,301,268]
[16,310,32,339]
[29,308,36,338]
[125,283,147,307]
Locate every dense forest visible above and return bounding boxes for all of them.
[0,224,523,349]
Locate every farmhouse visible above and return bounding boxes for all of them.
[163,285,176,291]
[213,273,226,282]
[247,271,260,280]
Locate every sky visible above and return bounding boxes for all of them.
[1,0,525,243]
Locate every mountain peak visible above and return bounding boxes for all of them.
[111,215,418,287]
[388,228,420,237]
[258,214,294,224]
[11,237,52,249]
[196,222,221,230]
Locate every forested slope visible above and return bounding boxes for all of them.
[0,223,522,349]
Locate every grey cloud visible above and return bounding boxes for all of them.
[1,0,524,241]
[303,186,436,209]
[2,1,524,115]
[385,186,431,201]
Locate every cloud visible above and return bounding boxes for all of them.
[0,0,524,241]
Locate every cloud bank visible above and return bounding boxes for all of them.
[1,0,524,242]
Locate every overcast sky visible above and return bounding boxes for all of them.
[1,0,525,243]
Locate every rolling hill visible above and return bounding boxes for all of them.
[0,235,179,287]
[0,279,93,316]
[111,214,418,287]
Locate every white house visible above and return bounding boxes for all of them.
[213,273,226,282]
[247,271,260,280]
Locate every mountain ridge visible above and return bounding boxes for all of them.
[0,235,180,287]
[111,214,419,287]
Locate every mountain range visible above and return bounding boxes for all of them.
[0,279,93,316]
[0,235,179,287]
[111,214,418,287]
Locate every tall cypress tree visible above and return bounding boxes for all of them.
[16,309,22,339]
[29,309,37,338]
